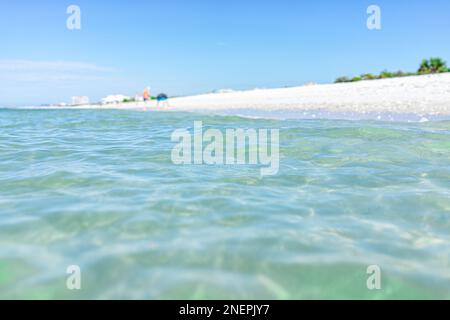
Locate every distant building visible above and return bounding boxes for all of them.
[71,96,90,105]
[101,94,130,105]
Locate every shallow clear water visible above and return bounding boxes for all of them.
[0,109,449,299]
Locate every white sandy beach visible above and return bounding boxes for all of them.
[159,73,450,115]
[36,73,450,116]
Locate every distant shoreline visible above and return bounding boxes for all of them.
[9,73,450,117]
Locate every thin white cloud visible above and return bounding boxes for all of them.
[0,60,126,106]
[0,60,117,73]
[0,59,118,85]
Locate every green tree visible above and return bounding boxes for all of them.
[419,57,448,74]
[418,59,430,74]
[429,57,447,73]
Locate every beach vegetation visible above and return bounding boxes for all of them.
[335,76,351,83]
[361,73,377,80]
[379,70,395,78]
[418,57,447,74]
[335,57,449,83]
[418,59,431,74]
[429,57,448,73]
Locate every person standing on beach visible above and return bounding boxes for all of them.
[143,87,151,103]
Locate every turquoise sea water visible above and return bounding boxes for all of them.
[0,108,449,299]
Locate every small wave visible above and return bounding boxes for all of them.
[203,108,450,123]
[3,106,450,122]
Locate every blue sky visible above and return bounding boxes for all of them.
[1,0,449,106]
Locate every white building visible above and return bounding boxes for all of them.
[101,94,130,105]
[71,96,90,106]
